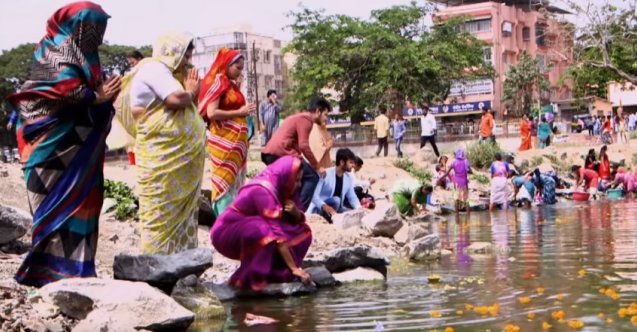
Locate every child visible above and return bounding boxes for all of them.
[434,155,451,189]
[442,148,472,212]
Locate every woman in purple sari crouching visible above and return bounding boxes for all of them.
[211,156,313,291]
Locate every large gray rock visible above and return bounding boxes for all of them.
[171,275,225,319]
[333,267,385,283]
[113,248,213,291]
[404,234,441,261]
[0,203,31,244]
[39,278,194,332]
[332,209,365,230]
[205,281,317,301]
[303,246,390,278]
[394,223,430,246]
[466,242,494,254]
[305,266,337,288]
[362,203,403,238]
[393,223,409,245]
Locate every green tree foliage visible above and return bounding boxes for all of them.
[561,1,637,98]
[502,52,550,117]
[284,2,492,121]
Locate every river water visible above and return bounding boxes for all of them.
[195,200,637,331]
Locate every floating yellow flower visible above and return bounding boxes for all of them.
[567,320,584,329]
[607,318,614,324]
[527,312,536,319]
[474,306,489,316]
[465,304,474,311]
[619,308,628,318]
[599,288,606,294]
[542,321,552,330]
[504,324,520,332]
[519,297,531,305]
[604,288,620,300]
[488,304,501,316]
[556,293,565,301]
[431,310,442,318]
[578,269,586,277]
[456,310,464,316]
[444,328,455,332]
[537,287,545,295]
[630,303,637,310]
[551,310,566,320]
[598,312,605,318]
[628,306,637,316]
[631,316,637,325]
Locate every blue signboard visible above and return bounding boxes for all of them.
[402,100,491,117]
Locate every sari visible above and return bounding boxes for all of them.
[537,122,551,149]
[519,118,532,151]
[7,2,112,287]
[211,156,312,291]
[309,123,333,169]
[198,49,248,216]
[128,33,206,254]
[489,161,509,205]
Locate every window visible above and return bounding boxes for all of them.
[234,32,244,44]
[264,75,274,89]
[273,39,281,48]
[502,22,512,37]
[464,18,492,33]
[274,55,282,75]
[536,24,546,46]
[483,47,492,66]
[522,27,530,41]
[264,50,272,63]
[537,54,546,71]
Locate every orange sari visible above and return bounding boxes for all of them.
[519,118,532,151]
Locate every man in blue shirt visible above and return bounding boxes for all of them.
[307,148,361,223]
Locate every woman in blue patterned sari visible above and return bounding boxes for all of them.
[8,1,121,287]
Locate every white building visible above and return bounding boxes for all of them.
[192,28,289,103]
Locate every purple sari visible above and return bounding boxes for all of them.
[211,156,312,291]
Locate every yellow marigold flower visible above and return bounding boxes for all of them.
[599,288,606,294]
[527,312,536,319]
[474,306,489,316]
[619,308,628,318]
[551,310,566,320]
[465,304,474,311]
[504,324,520,332]
[456,310,464,316]
[631,316,637,325]
[431,310,442,318]
[519,297,531,305]
[607,318,614,324]
[444,328,455,332]
[567,320,584,329]
[542,321,552,330]
[627,307,637,316]
[537,287,545,295]
[578,269,586,277]
[630,303,637,310]
[556,293,565,301]
[598,312,605,318]
[488,303,501,316]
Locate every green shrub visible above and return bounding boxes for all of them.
[104,179,137,221]
[393,158,432,184]
[530,155,544,168]
[465,141,503,169]
[470,173,490,185]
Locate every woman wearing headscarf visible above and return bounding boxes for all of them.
[120,32,205,254]
[519,114,532,151]
[199,49,256,217]
[8,2,120,287]
[211,156,312,291]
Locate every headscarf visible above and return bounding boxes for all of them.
[8,1,110,121]
[150,32,193,72]
[455,148,465,160]
[241,156,303,218]
[198,48,244,117]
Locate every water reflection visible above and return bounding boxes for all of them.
[200,201,637,331]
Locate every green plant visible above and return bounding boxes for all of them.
[543,154,568,172]
[465,141,504,169]
[470,173,490,185]
[393,158,432,184]
[530,155,544,168]
[104,179,137,221]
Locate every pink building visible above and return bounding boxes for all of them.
[432,0,574,119]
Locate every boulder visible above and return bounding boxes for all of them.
[393,223,409,245]
[362,203,403,238]
[171,275,225,319]
[303,246,390,278]
[39,278,194,331]
[466,242,494,254]
[408,223,429,242]
[0,203,31,244]
[404,234,441,261]
[205,281,317,301]
[333,267,385,283]
[113,248,213,291]
[305,266,337,288]
[332,209,365,230]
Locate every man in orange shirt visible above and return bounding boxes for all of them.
[479,106,494,142]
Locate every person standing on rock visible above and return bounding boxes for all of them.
[125,33,205,254]
[8,2,121,287]
[419,103,440,157]
[211,156,312,290]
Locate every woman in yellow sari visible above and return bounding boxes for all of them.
[121,33,205,254]
[198,49,256,216]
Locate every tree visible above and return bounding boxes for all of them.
[561,0,637,96]
[284,2,492,121]
[502,52,550,117]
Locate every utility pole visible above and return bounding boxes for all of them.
[252,41,260,131]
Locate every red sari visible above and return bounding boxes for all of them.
[598,155,611,180]
[519,118,532,151]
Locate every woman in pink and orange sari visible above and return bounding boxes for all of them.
[211,156,313,291]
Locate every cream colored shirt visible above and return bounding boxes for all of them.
[374,114,390,138]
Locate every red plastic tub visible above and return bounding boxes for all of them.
[127,151,136,165]
[572,192,590,201]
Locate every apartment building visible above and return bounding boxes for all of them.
[432,0,574,119]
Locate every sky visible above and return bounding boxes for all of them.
[0,0,619,52]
